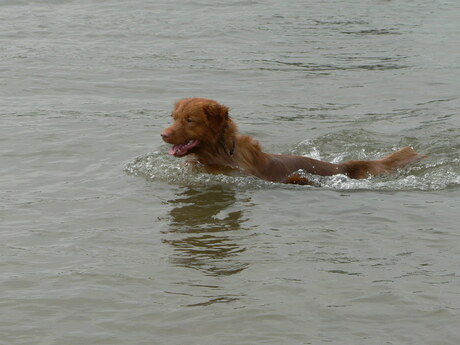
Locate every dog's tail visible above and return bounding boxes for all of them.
[380,146,427,171]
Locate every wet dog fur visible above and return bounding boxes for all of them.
[161,98,426,185]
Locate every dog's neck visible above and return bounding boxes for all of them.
[231,135,273,178]
[198,134,292,182]
[196,132,341,183]
[194,120,311,182]
[193,133,266,172]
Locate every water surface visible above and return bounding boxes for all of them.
[1,1,459,344]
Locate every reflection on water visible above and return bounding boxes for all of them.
[163,185,250,276]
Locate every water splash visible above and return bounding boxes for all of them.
[125,150,459,192]
[124,151,273,189]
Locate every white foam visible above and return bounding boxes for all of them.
[124,152,273,189]
[125,150,459,192]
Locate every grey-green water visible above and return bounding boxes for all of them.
[1,1,459,344]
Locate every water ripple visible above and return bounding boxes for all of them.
[125,144,459,192]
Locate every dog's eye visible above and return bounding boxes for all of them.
[186,117,193,123]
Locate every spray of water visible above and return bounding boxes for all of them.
[125,147,459,192]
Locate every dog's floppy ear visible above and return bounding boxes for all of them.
[203,102,229,133]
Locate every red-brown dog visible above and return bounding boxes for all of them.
[161,98,426,185]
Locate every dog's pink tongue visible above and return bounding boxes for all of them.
[168,140,199,157]
[168,145,181,156]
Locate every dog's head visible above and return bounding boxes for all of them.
[161,98,235,157]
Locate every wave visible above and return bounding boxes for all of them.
[125,146,459,192]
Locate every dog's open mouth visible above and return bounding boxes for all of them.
[168,139,200,157]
